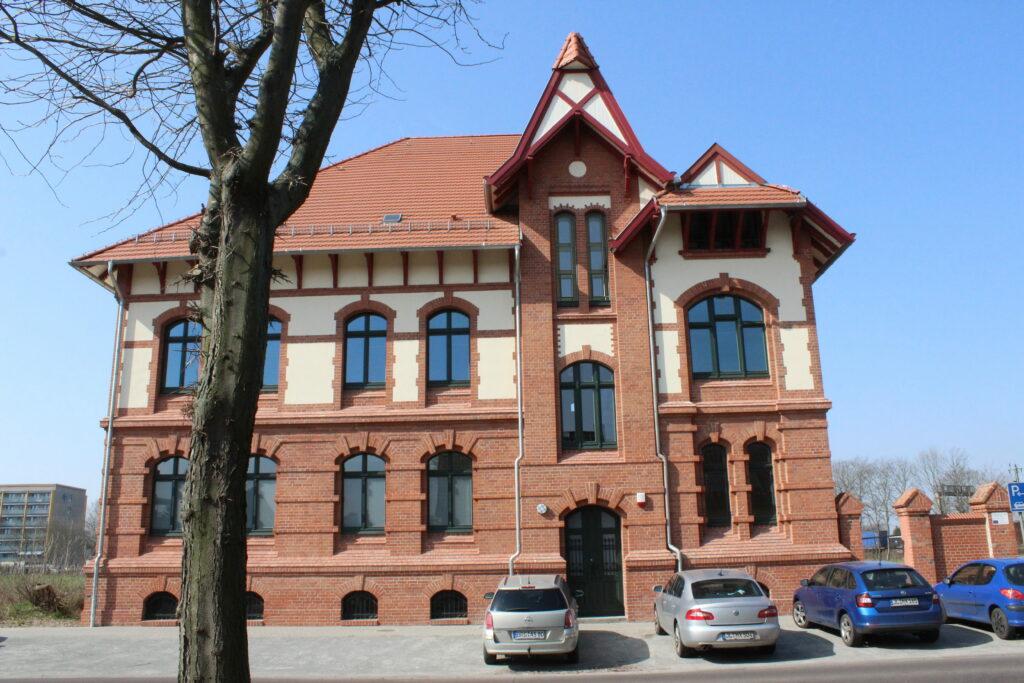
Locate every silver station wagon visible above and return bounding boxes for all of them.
[654,569,780,657]
[482,574,580,664]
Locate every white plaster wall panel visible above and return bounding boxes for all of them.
[119,347,152,408]
[557,72,594,102]
[271,294,358,336]
[692,164,718,186]
[374,252,403,287]
[270,256,297,290]
[477,337,516,399]
[651,212,806,324]
[337,253,367,287]
[132,263,161,295]
[720,163,747,185]
[373,292,442,333]
[780,328,815,390]
[164,261,193,294]
[408,251,438,285]
[303,254,333,289]
[477,249,510,283]
[638,178,656,206]
[454,290,514,330]
[391,339,419,402]
[656,330,682,395]
[283,342,335,404]
[445,251,474,284]
[530,96,572,145]
[548,195,612,210]
[125,301,179,342]
[581,96,625,143]
[558,323,614,358]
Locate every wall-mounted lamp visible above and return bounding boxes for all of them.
[636,492,647,508]
[536,503,549,515]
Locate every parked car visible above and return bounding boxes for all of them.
[792,561,943,646]
[482,574,580,664]
[653,569,780,657]
[934,558,1024,639]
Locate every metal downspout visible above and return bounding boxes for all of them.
[508,244,525,575]
[89,261,124,627]
[645,207,684,571]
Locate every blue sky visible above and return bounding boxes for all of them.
[1,1,1021,502]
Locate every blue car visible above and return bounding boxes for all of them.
[792,561,943,647]
[934,558,1024,639]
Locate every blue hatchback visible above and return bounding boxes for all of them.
[792,561,943,647]
[934,558,1024,639]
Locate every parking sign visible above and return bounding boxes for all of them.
[1009,482,1024,512]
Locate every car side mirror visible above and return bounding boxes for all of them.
[653,585,663,593]
[484,592,495,600]
[800,579,809,587]
[573,589,584,598]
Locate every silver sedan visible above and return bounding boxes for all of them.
[653,569,780,657]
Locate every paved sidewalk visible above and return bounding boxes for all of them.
[0,619,1019,680]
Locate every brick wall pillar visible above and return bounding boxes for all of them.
[835,492,864,559]
[893,488,937,583]
[968,482,1018,558]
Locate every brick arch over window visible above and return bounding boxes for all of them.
[674,275,781,317]
[555,348,616,374]
[554,482,630,520]
[333,298,398,406]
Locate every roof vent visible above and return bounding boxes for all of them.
[382,213,403,224]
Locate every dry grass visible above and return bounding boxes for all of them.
[0,573,84,626]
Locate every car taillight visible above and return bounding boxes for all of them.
[1000,588,1024,600]
[758,605,778,619]
[564,610,575,629]
[485,612,493,630]
[685,608,715,621]
[856,593,874,608]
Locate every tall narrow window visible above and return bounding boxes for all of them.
[587,212,610,306]
[245,456,276,534]
[341,454,385,534]
[427,310,470,386]
[151,457,188,535]
[344,313,387,388]
[161,319,202,392]
[701,443,731,527]
[427,452,472,532]
[262,318,282,392]
[560,362,617,450]
[554,212,577,306]
[687,295,768,379]
[747,442,777,525]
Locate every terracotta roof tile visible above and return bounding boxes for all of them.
[552,32,597,70]
[72,135,521,265]
[656,184,805,208]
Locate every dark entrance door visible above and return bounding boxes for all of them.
[564,506,623,617]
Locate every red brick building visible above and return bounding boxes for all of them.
[74,33,858,625]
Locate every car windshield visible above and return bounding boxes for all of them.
[691,579,763,600]
[1005,564,1024,586]
[491,588,567,612]
[861,568,927,590]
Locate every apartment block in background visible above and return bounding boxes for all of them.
[0,484,88,566]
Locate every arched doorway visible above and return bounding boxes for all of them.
[564,506,623,617]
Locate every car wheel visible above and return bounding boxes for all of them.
[674,622,697,658]
[792,600,810,629]
[565,644,580,664]
[839,613,863,647]
[483,647,498,665]
[654,607,666,635]
[991,607,1014,640]
[916,630,940,643]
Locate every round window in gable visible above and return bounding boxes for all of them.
[568,160,587,178]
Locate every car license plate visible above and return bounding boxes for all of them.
[511,630,546,641]
[720,631,757,641]
[890,598,919,607]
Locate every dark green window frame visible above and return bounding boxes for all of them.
[245,456,276,535]
[687,295,769,379]
[426,452,472,532]
[341,454,385,534]
[344,313,387,389]
[586,212,610,306]
[426,310,470,387]
[261,318,282,392]
[554,212,578,307]
[559,361,617,450]
[160,319,202,394]
[150,457,188,536]
[746,442,777,526]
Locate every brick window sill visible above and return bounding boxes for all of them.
[692,377,773,388]
[431,617,470,625]
[560,449,622,463]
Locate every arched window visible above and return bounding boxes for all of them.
[245,456,276,534]
[344,313,387,388]
[142,592,178,621]
[342,454,385,534]
[747,442,777,526]
[686,295,768,379]
[161,319,202,392]
[151,457,189,535]
[430,590,467,619]
[554,212,577,306]
[700,443,731,527]
[261,318,282,392]
[427,452,472,532]
[341,591,378,620]
[587,212,609,306]
[560,362,617,450]
[427,310,470,387]
[245,592,264,620]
